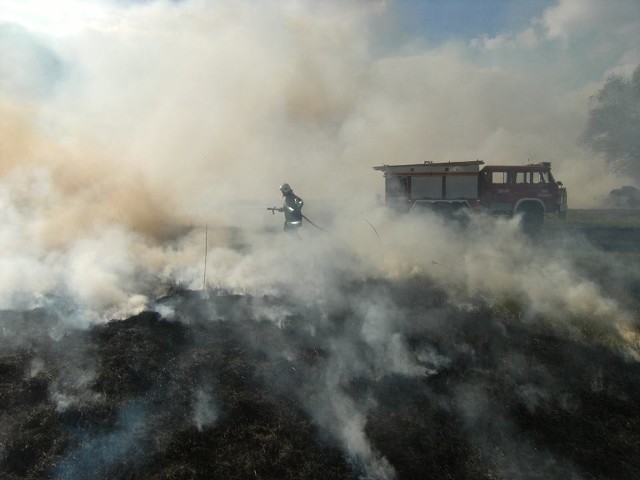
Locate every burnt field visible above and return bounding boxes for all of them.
[1,212,640,480]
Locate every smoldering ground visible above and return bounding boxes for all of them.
[1,210,640,479]
[1,1,640,478]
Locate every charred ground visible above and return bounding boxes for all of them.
[1,265,639,479]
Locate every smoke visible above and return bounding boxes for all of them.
[1,1,640,476]
[0,0,639,319]
[56,401,152,479]
[580,64,640,182]
[0,0,380,317]
[453,382,583,479]
[374,211,636,347]
[192,386,219,431]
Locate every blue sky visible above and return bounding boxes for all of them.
[388,0,555,44]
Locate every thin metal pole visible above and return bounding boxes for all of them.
[203,225,208,290]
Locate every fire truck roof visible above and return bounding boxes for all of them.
[373,161,552,172]
[373,160,484,171]
[480,162,552,171]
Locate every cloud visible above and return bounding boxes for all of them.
[470,0,640,75]
[539,0,640,76]
[541,0,640,40]
[540,0,598,40]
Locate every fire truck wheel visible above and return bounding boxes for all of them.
[518,205,544,235]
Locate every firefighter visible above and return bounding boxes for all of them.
[276,183,304,232]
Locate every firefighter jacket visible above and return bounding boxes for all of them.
[282,193,303,228]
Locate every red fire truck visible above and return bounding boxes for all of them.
[373,160,567,232]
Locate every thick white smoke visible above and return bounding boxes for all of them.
[1,3,639,473]
[0,0,638,320]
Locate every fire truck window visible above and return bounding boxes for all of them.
[516,172,528,184]
[491,172,507,184]
[536,172,548,183]
[386,176,408,197]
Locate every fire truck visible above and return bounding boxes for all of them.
[373,160,567,232]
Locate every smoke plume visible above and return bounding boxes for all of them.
[1,1,640,477]
[0,0,639,317]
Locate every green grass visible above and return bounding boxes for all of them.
[548,209,640,228]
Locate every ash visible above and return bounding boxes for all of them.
[1,275,639,480]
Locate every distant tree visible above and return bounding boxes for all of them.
[607,185,640,209]
[580,64,640,180]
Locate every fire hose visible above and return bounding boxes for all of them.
[267,207,328,233]
[267,208,383,258]
[301,214,328,233]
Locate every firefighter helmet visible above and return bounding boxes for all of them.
[280,183,292,194]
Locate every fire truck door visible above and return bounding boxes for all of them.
[479,170,512,213]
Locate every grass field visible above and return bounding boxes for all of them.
[548,208,640,228]
[541,208,640,314]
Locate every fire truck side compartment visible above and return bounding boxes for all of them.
[374,161,483,202]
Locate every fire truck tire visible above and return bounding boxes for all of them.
[518,204,544,235]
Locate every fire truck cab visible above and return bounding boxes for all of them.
[373,160,567,232]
